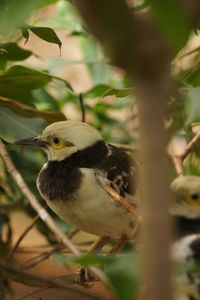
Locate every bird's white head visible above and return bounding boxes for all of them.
[170,175,200,218]
[15,121,102,161]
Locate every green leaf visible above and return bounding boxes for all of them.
[148,0,190,51]
[26,25,62,53]
[83,85,132,99]
[73,253,113,266]
[51,0,83,32]
[178,67,200,87]
[80,37,111,85]
[21,27,29,44]
[106,253,140,300]
[0,83,34,103]
[0,107,47,142]
[0,43,32,62]
[0,65,73,92]
[0,97,66,123]
[185,88,200,127]
[103,88,132,98]
[84,84,112,98]
[0,65,51,89]
[0,0,53,37]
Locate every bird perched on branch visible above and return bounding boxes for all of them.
[170,176,200,300]
[15,121,139,246]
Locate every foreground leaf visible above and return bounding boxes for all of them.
[106,253,140,300]
[185,87,200,127]
[0,65,73,95]
[0,107,46,142]
[23,24,62,53]
[0,96,66,123]
[0,42,32,62]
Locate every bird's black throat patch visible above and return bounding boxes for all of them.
[173,216,200,240]
[37,140,108,201]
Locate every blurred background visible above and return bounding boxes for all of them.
[0,0,200,299]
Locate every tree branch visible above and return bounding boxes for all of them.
[6,214,40,260]
[0,262,105,300]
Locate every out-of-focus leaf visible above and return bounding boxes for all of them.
[0,97,66,123]
[103,88,132,98]
[83,85,131,99]
[80,37,111,85]
[106,253,140,300]
[149,0,189,51]
[32,89,59,110]
[185,88,200,127]
[0,107,47,142]
[21,27,30,44]
[73,253,113,266]
[0,83,34,103]
[50,0,83,32]
[84,85,112,98]
[0,65,51,89]
[53,252,114,267]
[0,43,32,62]
[23,24,62,53]
[0,65,73,92]
[0,0,54,37]
[178,67,200,87]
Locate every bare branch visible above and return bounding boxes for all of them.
[103,184,139,218]
[7,214,40,260]
[180,131,200,161]
[170,156,184,177]
[170,131,200,176]
[0,262,106,300]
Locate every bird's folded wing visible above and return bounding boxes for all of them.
[94,144,139,216]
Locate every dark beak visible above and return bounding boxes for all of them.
[15,137,48,148]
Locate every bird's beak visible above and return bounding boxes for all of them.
[15,136,48,148]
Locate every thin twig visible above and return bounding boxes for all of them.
[0,139,107,284]
[0,262,105,300]
[7,214,40,260]
[79,93,85,123]
[111,143,138,152]
[170,131,200,176]
[180,131,200,161]
[18,287,52,300]
[170,156,184,177]
[68,228,80,239]
[21,243,62,270]
[103,184,139,218]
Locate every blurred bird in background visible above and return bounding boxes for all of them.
[171,176,200,300]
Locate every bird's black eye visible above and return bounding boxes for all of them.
[190,193,199,201]
[53,137,60,144]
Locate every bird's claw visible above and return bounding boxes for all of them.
[75,266,96,286]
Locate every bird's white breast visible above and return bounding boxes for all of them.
[171,235,200,300]
[44,168,136,238]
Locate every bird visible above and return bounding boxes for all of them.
[170,175,200,300]
[15,121,139,245]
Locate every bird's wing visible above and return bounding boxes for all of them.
[95,144,138,208]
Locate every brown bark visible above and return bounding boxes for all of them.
[72,1,200,300]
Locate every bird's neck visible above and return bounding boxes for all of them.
[37,140,108,202]
[58,140,108,169]
[172,215,200,240]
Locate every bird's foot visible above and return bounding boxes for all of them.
[75,266,97,286]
